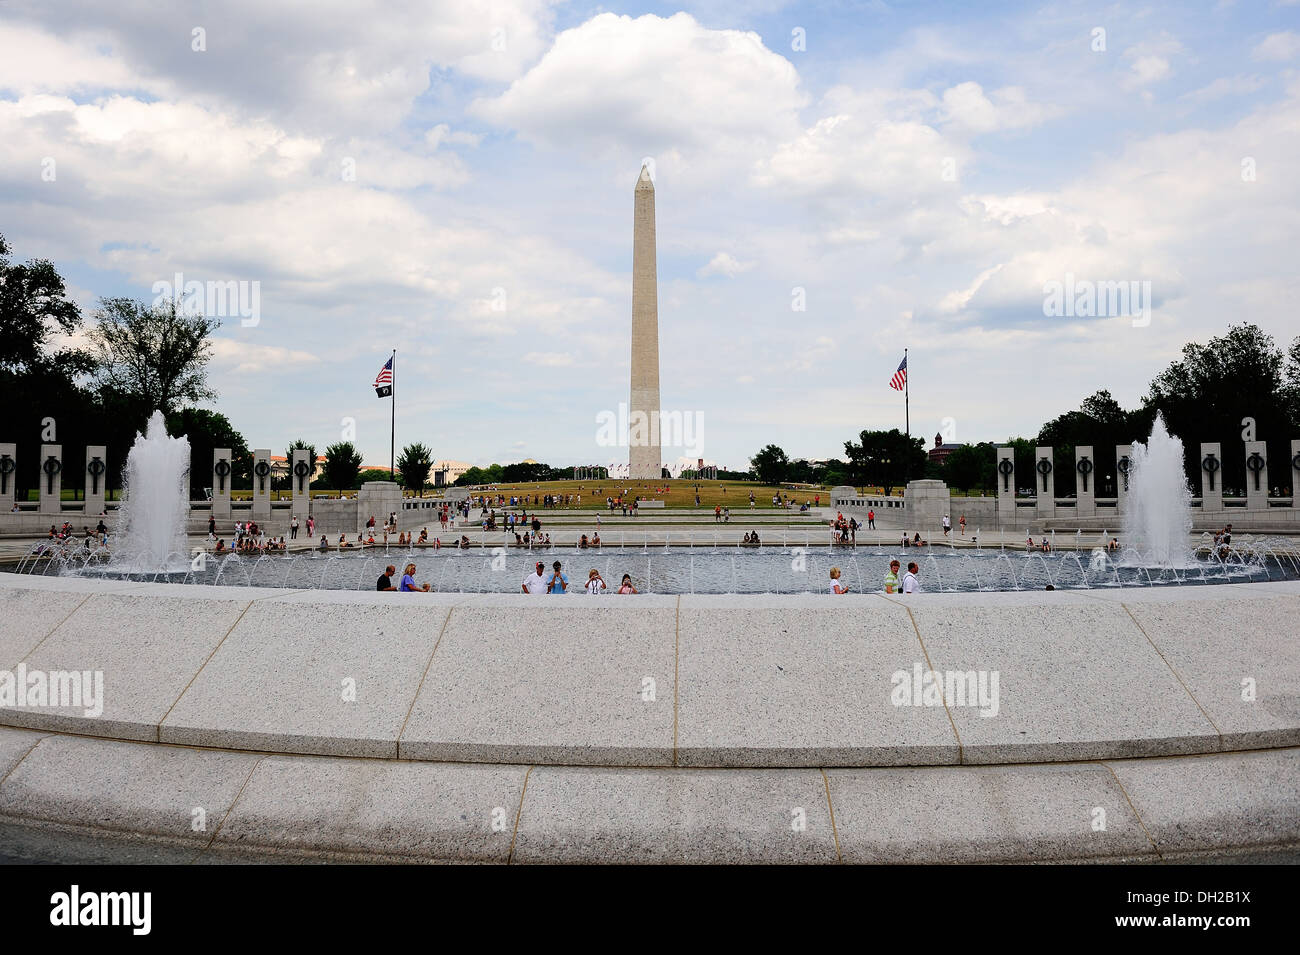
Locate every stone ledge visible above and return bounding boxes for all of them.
[0,729,1293,864]
[0,576,1296,768]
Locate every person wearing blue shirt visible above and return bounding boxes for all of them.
[399,562,430,592]
[547,560,568,594]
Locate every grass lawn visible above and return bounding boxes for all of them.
[437,479,837,511]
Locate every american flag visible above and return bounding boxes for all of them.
[889,355,907,391]
[374,356,393,397]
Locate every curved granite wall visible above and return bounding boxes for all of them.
[1,575,1296,768]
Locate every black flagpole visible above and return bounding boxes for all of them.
[389,349,396,480]
[904,346,910,441]
[904,346,910,485]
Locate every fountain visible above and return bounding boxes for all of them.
[112,411,191,573]
[1122,416,1195,567]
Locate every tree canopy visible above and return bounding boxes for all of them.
[842,429,926,495]
[88,297,219,418]
[322,442,363,491]
[397,443,433,493]
[749,445,789,484]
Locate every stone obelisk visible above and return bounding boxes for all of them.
[629,164,661,479]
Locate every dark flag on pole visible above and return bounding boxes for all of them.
[374,357,393,398]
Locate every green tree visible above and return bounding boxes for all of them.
[0,233,85,374]
[1144,323,1291,493]
[357,467,400,485]
[166,408,252,498]
[397,442,433,493]
[943,443,997,492]
[749,445,789,484]
[322,441,363,491]
[842,429,926,495]
[1285,336,1300,431]
[87,297,219,417]
[0,234,104,498]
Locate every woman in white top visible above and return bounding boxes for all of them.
[585,569,607,595]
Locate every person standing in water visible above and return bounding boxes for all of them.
[883,559,901,594]
[547,560,568,594]
[829,567,849,594]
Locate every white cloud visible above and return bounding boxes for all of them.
[522,352,575,367]
[473,13,805,180]
[425,124,483,150]
[940,82,1059,133]
[697,252,755,278]
[1180,74,1268,105]
[209,339,319,375]
[5,0,560,131]
[1122,36,1184,88]
[1252,31,1300,61]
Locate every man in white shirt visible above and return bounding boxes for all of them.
[902,562,921,594]
[521,561,547,594]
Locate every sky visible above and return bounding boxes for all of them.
[2,0,1299,472]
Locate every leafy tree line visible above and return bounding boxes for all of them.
[749,324,1300,497]
[1,233,229,499]
[0,233,448,500]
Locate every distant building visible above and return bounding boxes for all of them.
[928,432,964,466]
[433,460,472,486]
[269,454,326,481]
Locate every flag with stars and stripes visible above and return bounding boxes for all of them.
[889,355,907,391]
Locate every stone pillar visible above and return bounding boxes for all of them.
[1291,439,1300,503]
[212,448,232,522]
[252,449,272,522]
[904,479,949,539]
[993,446,1013,530]
[84,445,108,518]
[356,481,402,535]
[1073,445,1095,517]
[1199,442,1223,512]
[1034,446,1055,518]
[1244,440,1268,511]
[0,443,16,511]
[629,164,661,480]
[1115,444,1133,514]
[39,443,62,514]
[291,448,312,520]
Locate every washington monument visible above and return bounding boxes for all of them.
[629,163,661,479]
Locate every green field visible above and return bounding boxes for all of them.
[445,479,840,510]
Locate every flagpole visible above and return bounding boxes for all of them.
[904,346,909,440]
[904,346,910,485]
[389,348,396,481]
